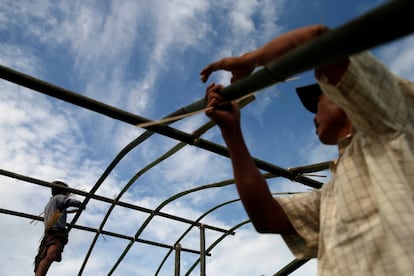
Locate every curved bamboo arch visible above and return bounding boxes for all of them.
[109,160,327,275]
[78,96,256,274]
[155,190,302,275]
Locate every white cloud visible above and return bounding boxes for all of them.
[206,228,316,276]
[377,34,414,79]
[0,44,41,74]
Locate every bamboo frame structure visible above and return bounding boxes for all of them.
[1,0,413,274]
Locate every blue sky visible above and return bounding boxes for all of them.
[1,1,413,275]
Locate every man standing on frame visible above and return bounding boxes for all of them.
[34,181,83,276]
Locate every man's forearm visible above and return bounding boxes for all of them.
[221,126,295,234]
[245,25,329,68]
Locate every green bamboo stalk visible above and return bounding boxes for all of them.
[194,0,414,106]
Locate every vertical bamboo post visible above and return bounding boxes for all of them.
[174,243,181,276]
[199,224,206,276]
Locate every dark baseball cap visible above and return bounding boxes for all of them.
[295,83,322,113]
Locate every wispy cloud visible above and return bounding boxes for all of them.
[377,34,414,78]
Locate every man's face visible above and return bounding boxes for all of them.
[314,94,351,145]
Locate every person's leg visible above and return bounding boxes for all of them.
[34,244,61,276]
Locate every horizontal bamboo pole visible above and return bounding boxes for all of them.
[0,169,233,234]
[0,208,207,255]
[0,66,323,188]
[183,0,414,110]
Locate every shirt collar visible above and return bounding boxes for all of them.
[330,133,353,173]
[337,133,353,155]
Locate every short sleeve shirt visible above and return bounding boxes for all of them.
[277,52,414,275]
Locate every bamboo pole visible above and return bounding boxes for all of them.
[273,259,310,276]
[0,208,204,255]
[0,169,230,233]
[0,65,323,188]
[183,0,414,110]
